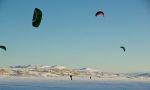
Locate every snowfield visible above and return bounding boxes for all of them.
[0,65,150,90]
[0,77,150,90]
[0,65,150,81]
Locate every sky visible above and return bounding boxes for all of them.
[0,0,150,73]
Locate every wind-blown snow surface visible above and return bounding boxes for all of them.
[0,77,150,90]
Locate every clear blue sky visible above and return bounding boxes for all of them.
[0,0,150,73]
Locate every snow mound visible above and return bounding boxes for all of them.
[79,68,97,72]
[50,65,67,70]
[38,65,51,69]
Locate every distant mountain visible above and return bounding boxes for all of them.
[78,68,97,72]
[37,65,51,69]
[135,73,150,77]
[9,65,31,68]
[7,65,150,80]
[50,65,67,70]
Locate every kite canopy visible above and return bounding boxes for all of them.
[120,46,125,52]
[32,8,42,27]
[0,46,6,51]
[95,11,104,17]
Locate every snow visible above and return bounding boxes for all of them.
[0,65,150,82]
[50,65,67,70]
[79,68,97,72]
[0,77,150,90]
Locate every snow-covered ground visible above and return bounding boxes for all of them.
[0,77,150,90]
[0,65,150,90]
[0,65,150,81]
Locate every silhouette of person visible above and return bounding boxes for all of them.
[90,76,91,80]
[70,75,73,80]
